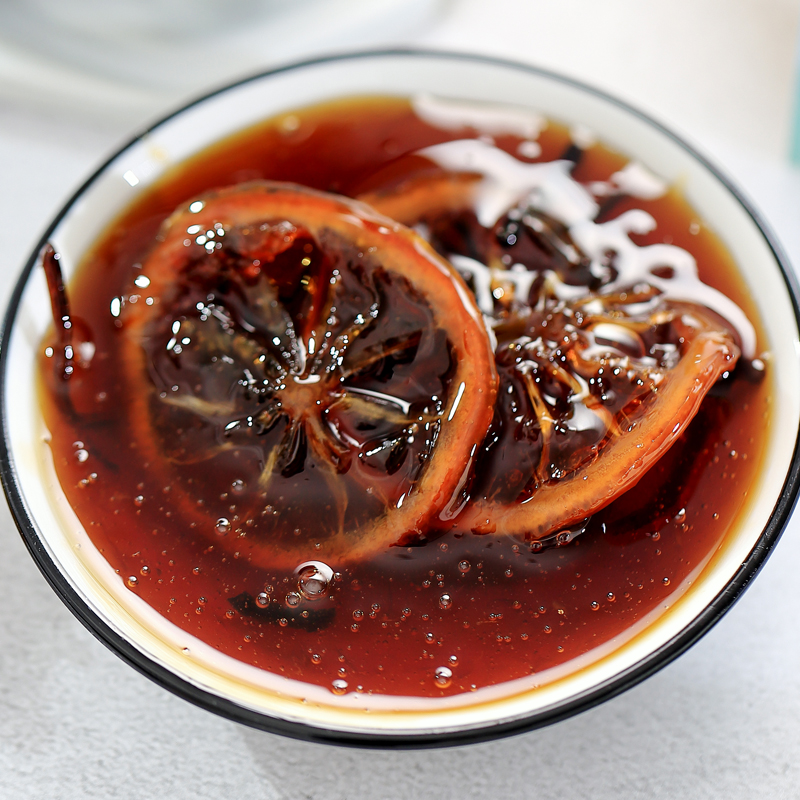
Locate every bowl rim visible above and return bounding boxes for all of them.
[2,47,800,749]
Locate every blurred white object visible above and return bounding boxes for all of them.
[0,0,442,117]
[416,0,800,161]
[6,0,282,42]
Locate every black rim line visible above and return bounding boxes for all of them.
[1,48,799,750]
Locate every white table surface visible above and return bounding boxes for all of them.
[2,2,800,797]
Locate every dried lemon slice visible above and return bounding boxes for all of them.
[359,142,748,541]
[123,182,497,568]
[458,290,740,538]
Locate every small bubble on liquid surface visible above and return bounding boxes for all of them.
[590,601,600,611]
[434,666,453,687]
[439,594,452,610]
[74,449,88,463]
[458,560,471,573]
[285,592,301,607]
[134,495,144,507]
[256,592,270,607]
[231,479,246,494]
[215,518,231,536]
[663,577,671,586]
[126,576,138,588]
[295,561,334,600]
[331,679,348,695]
[78,472,97,489]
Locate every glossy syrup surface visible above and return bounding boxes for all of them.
[39,97,770,699]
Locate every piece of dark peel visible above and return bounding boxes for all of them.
[41,243,75,382]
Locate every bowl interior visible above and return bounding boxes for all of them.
[4,52,799,743]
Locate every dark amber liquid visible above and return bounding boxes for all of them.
[39,97,770,698]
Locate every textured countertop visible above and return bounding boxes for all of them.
[2,2,800,797]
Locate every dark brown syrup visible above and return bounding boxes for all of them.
[39,97,770,698]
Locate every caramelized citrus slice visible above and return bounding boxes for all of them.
[359,148,746,541]
[123,182,497,568]
[458,291,740,538]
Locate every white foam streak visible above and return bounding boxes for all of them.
[418,139,755,357]
[573,212,756,357]
[412,94,547,140]
[450,255,544,314]
[450,254,494,313]
[419,140,598,228]
[611,162,667,200]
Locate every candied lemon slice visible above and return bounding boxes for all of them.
[459,294,739,538]
[123,182,497,568]
[359,150,746,542]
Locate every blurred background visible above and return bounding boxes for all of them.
[2,0,798,158]
[4,0,800,303]
[0,0,800,156]
[2,2,800,798]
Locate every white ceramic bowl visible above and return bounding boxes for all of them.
[2,51,799,747]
